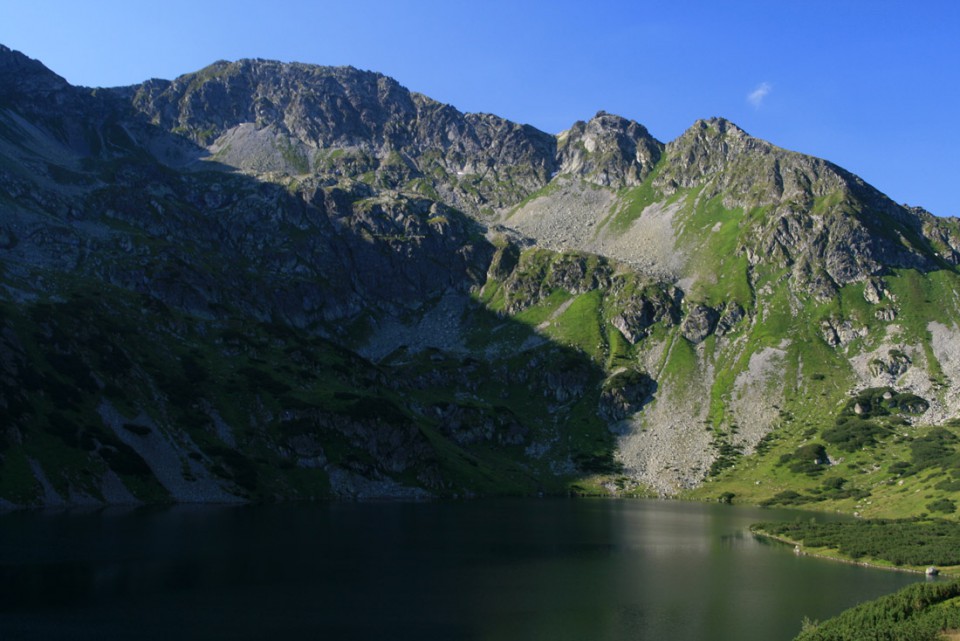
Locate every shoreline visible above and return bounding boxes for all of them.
[750,527,954,577]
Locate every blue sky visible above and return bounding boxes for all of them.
[2,0,958,216]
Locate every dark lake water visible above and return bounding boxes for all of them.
[0,499,923,640]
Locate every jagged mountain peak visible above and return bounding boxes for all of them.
[562,110,661,144]
[666,116,766,164]
[656,112,845,204]
[555,110,663,187]
[111,49,957,287]
[689,116,749,135]
[586,110,655,132]
[125,58,557,213]
[0,44,69,98]
[184,57,408,102]
[131,57,417,144]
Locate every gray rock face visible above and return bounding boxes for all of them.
[609,285,680,344]
[681,305,720,344]
[556,112,662,187]
[875,307,898,321]
[432,403,527,446]
[599,370,657,422]
[610,311,646,345]
[280,408,434,476]
[129,59,558,214]
[715,302,745,337]
[821,318,868,348]
[920,209,960,264]
[0,44,70,99]
[543,367,588,403]
[868,350,911,377]
[652,118,949,297]
[863,278,887,304]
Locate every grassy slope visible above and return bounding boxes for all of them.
[482,178,960,512]
[388,132,960,512]
[600,184,960,640]
[551,174,960,517]
[687,266,960,519]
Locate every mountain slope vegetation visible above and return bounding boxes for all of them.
[2,44,960,512]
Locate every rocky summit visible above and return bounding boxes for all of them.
[2,44,960,514]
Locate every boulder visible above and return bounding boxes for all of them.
[681,305,719,344]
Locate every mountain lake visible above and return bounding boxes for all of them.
[0,498,924,640]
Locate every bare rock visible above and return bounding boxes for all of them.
[599,370,657,422]
[556,112,662,188]
[821,318,868,348]
[863,278,887,304]
[715,302,745,337]
[681,305,719,344]
[875,307,898,321]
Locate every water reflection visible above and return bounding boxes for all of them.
[0,500,922,641]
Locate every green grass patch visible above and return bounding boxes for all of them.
[660,333,699,385]
[513,288,573,327]
[605,168,663,234]
[545,290,604,359]
[679,198,756,307]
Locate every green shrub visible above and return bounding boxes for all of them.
[793,580,960,641]
[889,461,914,476]
[910,428,960,471]
[760,490,811,507]
[779,443,829,475]
[823,417,887,451]
[927,498,956,514]
[755,518,960,566]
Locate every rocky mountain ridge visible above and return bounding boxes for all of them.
[2,45,960,514]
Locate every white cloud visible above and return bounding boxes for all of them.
[747,82,772,108]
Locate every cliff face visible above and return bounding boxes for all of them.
[128,59,558,215]
[2,45,960,514]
